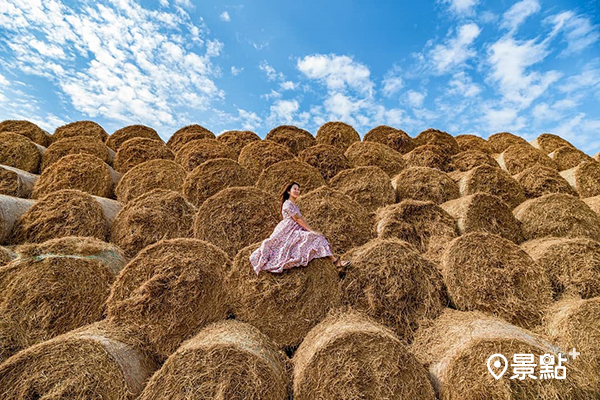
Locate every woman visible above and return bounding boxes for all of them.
[249,182,350,275]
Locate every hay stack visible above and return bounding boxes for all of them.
[256,159,326,196]
[175,138,237,172]
[42,136,111,170]
[515,164,577,199]
[0,165,38,198]
[496,144,558,175]
[560,160,600,198]
[238,140,295,181]
[0,321,158,399]
[344,141,406,177]
[183,158,253,208]
[392,167,460,204]
[106,239,231,360]
[531,133,574,154]
[457,164,526,209]
[404,144,452,171]
[293,311,435,400]
[513,193,600,241]
[315,121,361,151]
[487,131,530,153]
[113,137,174,173]
[328,166,395,214]
[53,120,108,143]
[110,189,195,258]
[374,200,458,263]
[0,132,41,173]
[10,189,107,244]
[298,144,351,181]
[455,134,492,153]
[584,195,600,216]
[522,237,600,299]
[441,193,524,243]
[115,159,186,204]
[265,125,316,155]
[216,129,260,156]
[194,186,280,258]
[450,149,498,171]
[166,124,215,153]
[0,195,34,243]
[32,153,114,199]
[363,125,415,154]
[0,119,49,146]
[415,128,460,155]
[140,320,290,400]
[226,242,340,348]
[296,186,372,255]
[107,124,161,151]
[549,145,592,171]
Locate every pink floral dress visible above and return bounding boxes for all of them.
[249,199,333,274]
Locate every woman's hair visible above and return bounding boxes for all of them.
[280,181,300,212]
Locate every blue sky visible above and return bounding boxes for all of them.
[0,0,598,154]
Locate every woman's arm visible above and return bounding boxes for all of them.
[293,215,321,234]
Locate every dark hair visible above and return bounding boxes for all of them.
[280,182,300,212]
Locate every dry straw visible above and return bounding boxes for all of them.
[0,119,49,146]
[266,125,316,155]
[549,145,592,171]
[584,195,600,216]
[415,128,460,155]
[0,195,34,243]
[328,166,394,214]
[392,167,459,204]
[455,134,492,153]
[113,137,174,173]
[0,132,41,173]
[457,164,526,209]
[42,136,111,170]
[560,160,600,198]
[404,144,452,171]
[0,165,38,198]
[298,143,351,181]
[315,121,361,151]
[0,246,15,265]
[140,320,291,400]
[175,138,237,172]
[531,133,574,154]
[487,131,530,153]
[216,129,260,156]
[255,159,326,196]
[344,140,406,177]
[106,238,230,361]
[238,140,295,181]
[115,159,186,204]
[450,149,498,171]
[363,125,415,154]
[53,120,108,143]
[226,242,340,348]
[514,164,577,199]
[166,124,215,153]
[107,124,161,151]
[496,144,558,175]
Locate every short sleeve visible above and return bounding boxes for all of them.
[282,200,297,219]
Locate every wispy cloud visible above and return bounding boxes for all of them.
[220,11,231,22]
[500,0,541,33]
[419,23,481,75]
[297,54,374,96]
[439,0,479,16]
[546,11,599,56]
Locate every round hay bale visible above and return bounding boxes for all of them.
[32,153,113,199]
[522,237,600,299]
[0,246,15,266]
[238,140,295,181]
[0,165,37,198]
[298,143,351,181]
[441,193,524,243]
[513,193,600,241]
[457,164,526,209]
[107,124,161,151]
[584,195,600,216]
[595,152,600,162]
[560,160,600,198]
[344,140,406,177]
[404,144,452,171]
[315,121,361,151]
[113,137,174,174]
[296,186,372,255]
[455,134,491,153]
[175,138,237,172]
[450,149,498,171]
[293,311,435,400]
[53,120,108,143]
[415,128,460,155]
[392,167,459,204]
[496,144,558,175]
[182,158,253,208]
[515,164,577,199]
[0,119,48,146]
[265,125,316,155]
[115,159,186,204]
[0,195,34,243]
[10,189,107,244]
[140,320,290,400]
[363,125,415,154]
[226,242,340,348]
[110,189,195,258]
[341,238,446,340]
[216,129,260,156]
[0,132,41,173]
[106,238,231,360]
[256,159,326,196]
[549,145,592,171]
[328,166,394,214]
[487,131,530,153]
[0,321,158,399]
[374,200,458,263]
[42,136,111,170]
[531,133,575,154]
[167,124,215,153]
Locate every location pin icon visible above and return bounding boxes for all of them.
[487,354,508,380]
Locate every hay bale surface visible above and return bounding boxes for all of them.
[107,124,161,151]
[266,125,316,155]
[0,132,41,173]
[226,243,340,348]
[140,320,290,400]
[560,160,600,198]
[115,159,186,204]
[455,134,491,153]
[315,121,360,151]
[549,145,592,171]
[298,144,351,181]
[457,164,526,209]
[256,159,326,197]
[216,129,260,156]
[584,195,600,216]
[496,144,558,175]
[344,140,405,177]
[531,133,574,154]
[53,120,108,143]
[293,311,435,400]
[175,138,237,172]
[487,131,530,153]
[42,136,111,170]
[0,246,15,266]
[0,195,35,243]
[415,128,460,155]
[329,166,394,214]
[238,140,295,181]
[450,149,498,171]
[404,144,452,171]
[392,167,459,204]
[0,165,37,198]
[113,137,174,174]
[0,119,48,146]
[364,125,415,154]
[167,124,215,153]
[515,164,577,199]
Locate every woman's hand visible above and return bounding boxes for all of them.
[312,230,324,237]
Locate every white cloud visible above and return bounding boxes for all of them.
[261,89,282,100]
[439,0,479,16]
[259,60,284,81]
[482,106,526,132]
[448,71,482,97]
[558,65,600,93]
[381,65,404,97]
[220,11,230,22]
[500,0,540,33]
[237,108,261,130]
[546,11,599,56]
[279,81,298,91]
[406,90,426,108]
[428,23,481,74]
[297,54,374,96]
[268,99,300,124]
[230,66,243,76]
[0,73,9,86]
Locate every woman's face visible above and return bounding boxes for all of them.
[289,184,300,198]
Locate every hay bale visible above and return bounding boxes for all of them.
[0,246,15,266]
[226,242,340,348]
[113,137,174,173]
[0,165,38,198]
[515,164,577,199]
[450,149,498,171]
[496,144,558,175]
[166,124,215,153]
[392,167,459,204]
[487,131,530,153]
[293,311,435,400]
[110,189,195,258]
[182,158,253,208]
[521,237,600,299]
[42,136,111,170]
[32,153,114,199]
[216,129,260,156]
[238,140,295,181]
[0,195,34,243]
[315,121,361,151]
[107,124,161,151]
[595,152,600,162]
[106,238,230,360]
[344,140,406,177]
[457,165,526,209]
[548,145,592,171]
[0,132,41,173]
[53,120,108,143]
[256,159,326,196]
[115,159,186,204]
[298,144,351,181]
[328,166,394,214]
[404,144,452,171]
[296,186,372,255]
[140,320,290,400]
[441,193,524,243]
[265,125,316,155]
[0,119,49,146]
[455,134,492,153]
[415,128,460,155]
[363,125,415,154]
[531,133,575,154]
[175,138,237,172]
[584,195,600,216]
[374,200,458,263]
[560,160,600,198]
[194,186,279,258]
[0,321,158,399]
[513,193,600,241]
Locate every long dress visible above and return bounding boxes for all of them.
[249,199,334,275]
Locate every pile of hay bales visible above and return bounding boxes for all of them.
[455,134,492,153]
[531,133,574,154]
[392,167,459,204]
[42,136,111,170]
[344,141,406,177]
[0,119,49,146]
[450,149,498,171]
[315,121,360,151]
[0,132,41,173]
[53,120,108,143]
[266,125,316,155]
[113,137,174,173]
[549,145,592,171]
[404,144,452,171]
[175,138,237,172]
[216,129,260,156]
[328,166,394,214]
[238,140,295,181]
[107,124,161,151]
[415,128,460,155]
[560,160,600,198]
[363,125,415,154]
[456,164,526,209]
[515,164,577,199]
[256,159,325,197]
[298,144,350,181]
[487,131,530,153]
[114,159,186,204]
[0,165,37,198]
[166,124,215,153]
[496,144,558,175]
